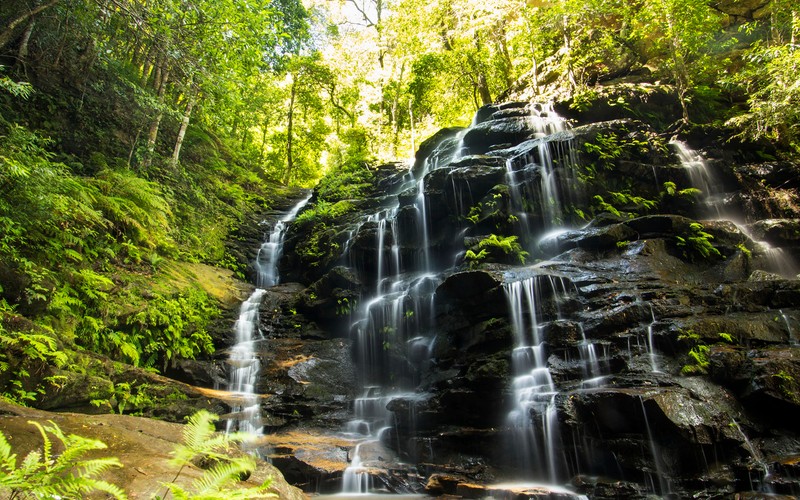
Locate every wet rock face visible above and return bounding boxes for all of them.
[254,95,800,498]
[254,283,357,431]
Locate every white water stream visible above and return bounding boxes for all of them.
[225,194,311,441]
[671,140,798,278]
[504,274,578,483]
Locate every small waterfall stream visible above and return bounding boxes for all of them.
[341,152,452,494]
[225,194,311,441]
[504,104,577,249]
[504,274,573,483]
[671,139,799,278]
[225,288,268,438]
[670,140,723,218]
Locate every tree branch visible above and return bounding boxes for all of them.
[0,0,60,51]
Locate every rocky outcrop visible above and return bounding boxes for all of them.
[243,94,800,498]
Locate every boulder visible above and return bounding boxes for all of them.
[463,116,541,156]
[412,126,465,176]
[709,345,800,425]
[0,400,304,500]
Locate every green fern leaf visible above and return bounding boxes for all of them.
[191,456,255,493]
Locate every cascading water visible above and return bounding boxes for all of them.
[504,273,577,483]
[337,103,677,496]
[340,139,457,493]
[670,140,723,218]
[225,288,268,438]
[504,105,578,249]
[343,106,584,493]
[254,194,313,288]
[225,194,311,442]
[671,139,799,278]
[577,323,606,386]
[730,419,775,493]
[780,309,799,345]
[639,396,671,495]
[262,99,800,499]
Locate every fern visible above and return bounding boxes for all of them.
[0,317,68,405]
[592,195,622,217]
[90,169,173,249]
[161,411,276,500]
[676,222,722,262]
[476,234,529,264]
[163,456,275,499]
[0,420,126,499]
[171,411,237,466]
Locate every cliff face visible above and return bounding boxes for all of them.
[250,88,800,497]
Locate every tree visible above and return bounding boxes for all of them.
[633,0,724,125]
[0,0,59,52]
[725,0,800,149]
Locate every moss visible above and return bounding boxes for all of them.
[679,330,735,376]
[315,161,375,203]
[295,200,355,225]
[773,370,800,405]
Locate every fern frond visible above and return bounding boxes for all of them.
[0,431,16,470]
[73,456,124,477]
[19,449,43,472]
[171,410,228,466]
[191,456,255,493]
[28,421,53,465]
[60,476,128,499]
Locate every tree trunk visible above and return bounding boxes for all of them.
[662,4,690,124]
[17,20,35,63]
[258,119,269,165]
[477,73,492,106]
[409,101,415,157]
[153,62,163,91]
[142,63,170,168]
[497,24,514,87]
[169,90,196,169]
[127,129,141,168]
[283,77,297,185]
[562,18,577,90]
[0,0,59,51]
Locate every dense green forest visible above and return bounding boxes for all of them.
[0,0,798,406]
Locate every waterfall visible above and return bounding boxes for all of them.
[504,105,578,251]
[504,274,574,483]
[644,303,660,373]
[671,140,798,278]
[731,419,775,493]
[338,103,584,494]
[254,193,313,288]
[670,140,723,218]
[577,323,605,385]
[338,125,462,495]
[639,396,671,495]
[225,288,267,438]
[225,194,311,442]
[780,310,798,345]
